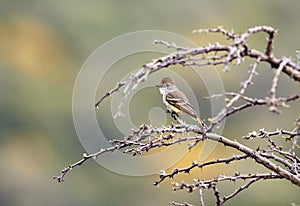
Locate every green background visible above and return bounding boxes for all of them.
[1,0,299,205]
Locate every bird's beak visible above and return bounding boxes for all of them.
[155,83,162,88]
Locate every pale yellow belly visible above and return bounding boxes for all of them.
[166,103,182,114]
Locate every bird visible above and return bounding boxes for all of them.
[156,77,207,128]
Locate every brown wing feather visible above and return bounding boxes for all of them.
[166,90,198,119]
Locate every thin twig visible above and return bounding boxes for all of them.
[199,188,205,206]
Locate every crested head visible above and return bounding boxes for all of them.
[156,77,177,95]
[156,76,175,88]
[161,77,174,85]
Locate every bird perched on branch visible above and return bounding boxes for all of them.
[156,77,207,128]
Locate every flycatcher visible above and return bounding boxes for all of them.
[156,77,207,128]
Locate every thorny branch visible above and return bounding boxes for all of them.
[95,25,300,116]
[173,173,282,206]
[54,26,300,206]
[170,202,195,206]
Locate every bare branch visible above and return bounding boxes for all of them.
[173,173,281,192]
[220,178,262,205]
[154,154,249,186]
[169,202,195,206]
[53,145,120,182]
[199,188,205,206]
[94,26,300,117]
[95,81,126,108]
[268,57,290,114]
[153,39,189,51]
[56,26,300,205]
[193,26,235,39]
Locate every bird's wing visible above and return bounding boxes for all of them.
[166,90,198,119]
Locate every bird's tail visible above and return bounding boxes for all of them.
[196,117,207,129]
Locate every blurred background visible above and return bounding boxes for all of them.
[1,0,300,205]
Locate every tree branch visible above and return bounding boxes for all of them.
[55,26,300,205]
